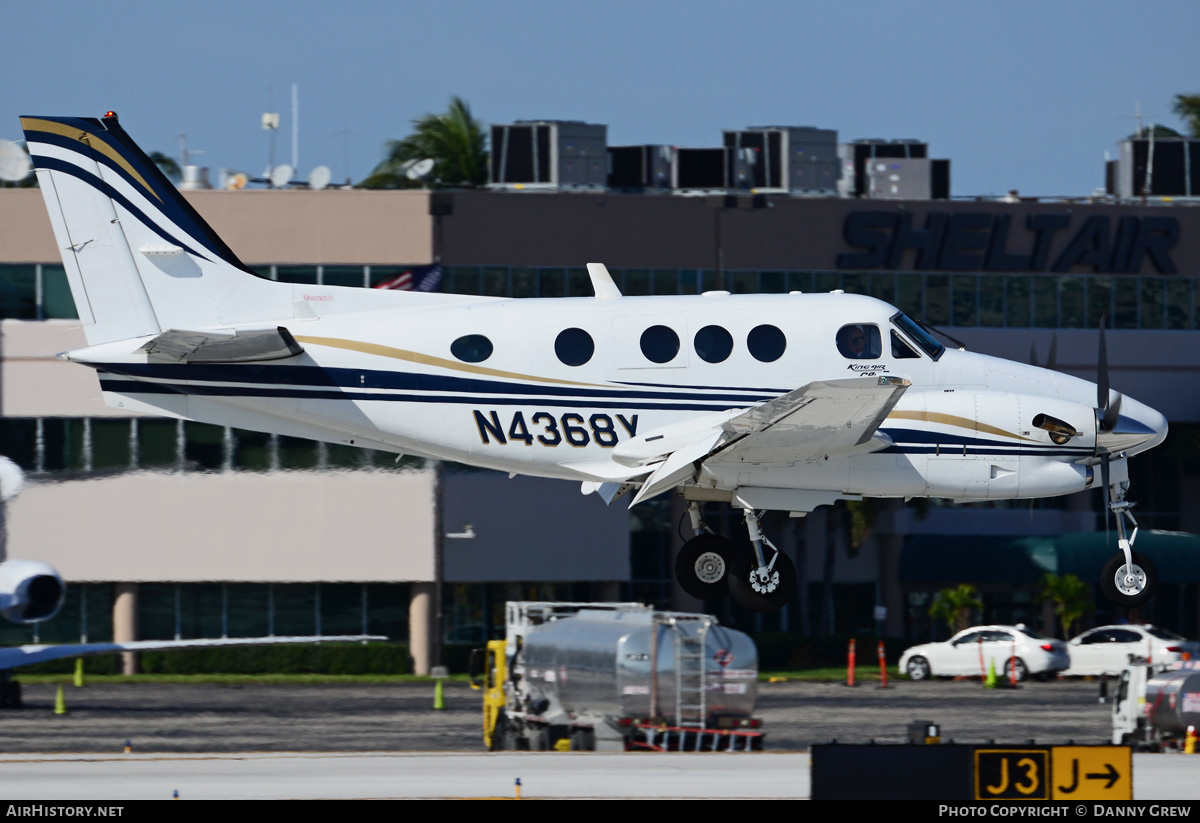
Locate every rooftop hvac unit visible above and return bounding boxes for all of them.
[723,126,839,194]
[839,139,929,198]
[607,145,672,190]
[1114,137,1200,198]
[671,148,730,191]
[490,121,607,190]
[866,157,951,200]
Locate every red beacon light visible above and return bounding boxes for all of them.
[103,111,117,119]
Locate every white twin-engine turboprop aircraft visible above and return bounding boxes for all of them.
[21,112,1169,612]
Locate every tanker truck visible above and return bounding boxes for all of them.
[468,602,763,752]
[1111,658,1200,750]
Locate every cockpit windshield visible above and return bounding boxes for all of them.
[891,312,945,361]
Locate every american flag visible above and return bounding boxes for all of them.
[372,262,443,292]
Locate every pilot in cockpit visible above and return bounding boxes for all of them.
[837,324,870,358]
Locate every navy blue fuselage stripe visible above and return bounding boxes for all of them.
[615,380,790,393]
[878,426,1091,452]
[27,126,229,263]
[97,378,747,411]
[32,155,211,261]
[93,362,778,403]
[878,445,1087,457]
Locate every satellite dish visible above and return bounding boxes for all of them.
[270,163,294,189]
[406,158,435,181]
[0,456,25,502]
[308,165,331,191]
[0,140,31,182]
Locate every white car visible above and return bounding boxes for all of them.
[1062,624,1200,676]
[900,624,1070,682]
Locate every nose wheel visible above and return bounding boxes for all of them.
[1100,550,1157,608]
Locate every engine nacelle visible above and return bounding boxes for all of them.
[0,559,65,623]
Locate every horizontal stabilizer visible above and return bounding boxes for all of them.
[139,327,304,363]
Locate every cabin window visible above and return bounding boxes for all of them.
[836,324,881,359]
[555,328,595,366]
[450,334,493,363]
[747,324,786,362]
[640,325,680,364]
[693,325,733,363]
[890,329,921,359]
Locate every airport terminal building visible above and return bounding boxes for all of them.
[2,169,1200,668]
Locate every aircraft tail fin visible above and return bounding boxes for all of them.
[20,113,290,346]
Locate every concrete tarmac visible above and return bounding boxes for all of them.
[0,678,1195,799]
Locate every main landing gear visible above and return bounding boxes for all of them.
[675,504,796,612]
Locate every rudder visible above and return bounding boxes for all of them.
[21,113,289,346]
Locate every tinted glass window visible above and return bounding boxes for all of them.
[891,329,920,359]
[836,324,881,359]
[1147,627,1185,641]
[555,328,594,366]
[953,631,984,645]
[1109,629,1141,643]
[693,325,733,363]
[640,325,680,364]
[891,312,945,360]
[450,335,493,363]
[746,324,785,362]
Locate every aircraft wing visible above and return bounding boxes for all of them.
[706,375,910,466]
[0,635,386,671]
[623,376,909,506]
[139,327,304,363]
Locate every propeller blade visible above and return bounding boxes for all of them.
[1102,391,1123,433]
[1029,341,1039,368]
[1097,315,1109,413]
[1101,452,1111,513]
[1046,332,1058,370]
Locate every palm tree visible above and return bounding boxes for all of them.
[147,151,181,183]
[928,583,983,635]
[1038,573,1090,638]
[360,96,487,189]
[1172,93,1200,138]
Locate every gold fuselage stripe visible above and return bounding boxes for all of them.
[294,336,609,388]
[20,117,161,203]
[887,409,1036,442]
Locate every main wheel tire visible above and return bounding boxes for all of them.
[1006,657,1028,683]
[1100,550,1157,608]
[728,549,797,612]
[905,655,931,681]
[570,727,595,751]
[674,534,735,600]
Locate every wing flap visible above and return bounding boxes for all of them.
[139,326,303,363]
[710,375,910,466]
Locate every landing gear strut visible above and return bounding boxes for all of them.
[1101,493,1156,608]
[727,509,796,612]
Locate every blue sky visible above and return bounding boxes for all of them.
[4,0,1198,196]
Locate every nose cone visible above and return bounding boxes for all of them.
[1096,396,1168,456]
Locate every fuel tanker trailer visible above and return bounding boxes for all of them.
[469,602,763,751]
[1112,659,1200,750]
